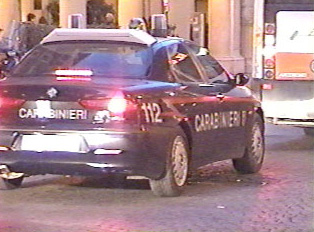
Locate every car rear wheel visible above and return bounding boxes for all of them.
[149,130,189,197]
[233,114,265,174]
[0,176,24,190]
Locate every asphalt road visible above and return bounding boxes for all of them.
[0,124,313,232]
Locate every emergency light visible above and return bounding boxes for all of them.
[128,14,168,38]
[150,14,168,37]
[68,14,84,29]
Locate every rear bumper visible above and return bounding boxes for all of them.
[0,151,144,176]
[266,117,314,127]
[262,99,314,120]
[0,129,172,179]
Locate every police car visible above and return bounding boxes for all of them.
[0,21,265,197]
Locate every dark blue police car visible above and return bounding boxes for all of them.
[0,27,264,197]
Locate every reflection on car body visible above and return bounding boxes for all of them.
[0,28,265,197]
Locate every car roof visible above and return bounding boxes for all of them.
[41,28,158,46]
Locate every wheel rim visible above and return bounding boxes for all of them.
[171,136,188,187]
[251,124,264,164]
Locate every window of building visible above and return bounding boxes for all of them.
[34,0,42,10]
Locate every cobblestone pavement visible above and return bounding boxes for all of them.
[0,124,313,232]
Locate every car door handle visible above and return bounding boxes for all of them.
[216,93,225,100]
[199,83,214,87]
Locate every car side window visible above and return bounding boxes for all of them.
[187,44,230,84]
[198,55,230,83]
[167,42,202,83]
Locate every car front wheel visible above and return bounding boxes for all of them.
[233,114,265,174]
[149,129,189,197]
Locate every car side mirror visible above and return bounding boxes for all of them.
[234,73,249,86]
[0,50,19,75]
[0,69,7,80]
[0,54,6,80]
[0,73,4,80]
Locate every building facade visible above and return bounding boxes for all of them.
[0,0,260,76]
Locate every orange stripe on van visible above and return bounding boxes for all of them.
[275,52,314,80]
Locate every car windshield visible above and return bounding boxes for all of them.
[11,41,153,78]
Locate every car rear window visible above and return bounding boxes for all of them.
[11,41,153,79]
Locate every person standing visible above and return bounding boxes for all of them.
[22,13,37,52]
[25,13,36,24]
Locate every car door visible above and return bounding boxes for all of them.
[165,41,226,168]
[190,44,252,160]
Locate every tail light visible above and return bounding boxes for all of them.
[264,69,275,79]
[263,24,276,80]
[0,97,25,109]
[264,58,275,69]
[265,23,276,35]
[108,95,128,114]
[56,76,92,82]
[55,69,93,76]
[55,69,93,82]
[261,83,273,90]
[79,92,137,121]
[79,99,108,110]
[263,55,275,76]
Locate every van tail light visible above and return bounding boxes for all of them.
[261,83,273,90]
[263,53,275,79]
[264,69,275,79]
[79,92,137,121]
[0,97,25,109]
[264,58,275,69]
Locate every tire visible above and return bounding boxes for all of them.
[0,176,24,190]
[149,129,189,197]
[233,114,265,174]
[303,128,314,136]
